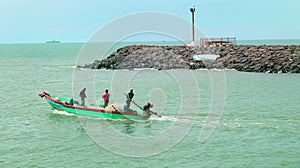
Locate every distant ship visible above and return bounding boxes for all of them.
[46,40,61,43]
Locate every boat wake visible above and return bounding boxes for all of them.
[149,115,197,124]
[52,110,76,117]
[51,109,198,124]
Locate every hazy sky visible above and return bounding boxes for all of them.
[0,0,299,43]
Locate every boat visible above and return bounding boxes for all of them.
[39,91,151,120]
[46,40,60,44]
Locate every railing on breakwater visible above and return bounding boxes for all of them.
[200,37,236,46]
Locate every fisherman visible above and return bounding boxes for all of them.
[124,89,134,110]
[142,103,161,117]
[128,89,134,100]
[101,89,110,107]
[69,98,74,105]
[79,88,87,106]
[123,94,131,112]
[143,103,154,115]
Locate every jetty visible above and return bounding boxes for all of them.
[78,44,300,73]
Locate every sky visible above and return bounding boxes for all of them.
[0,0,299,43]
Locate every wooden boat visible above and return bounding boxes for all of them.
[39,92,151,120]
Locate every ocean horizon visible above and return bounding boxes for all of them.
[1,38,300,45]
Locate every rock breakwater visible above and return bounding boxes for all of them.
[79,45,300,73]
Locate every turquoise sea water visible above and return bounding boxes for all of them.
[0,41,300,167]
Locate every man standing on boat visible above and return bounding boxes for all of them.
[101,89,110,107]
[79,88,87,106]
[128,89,134,100]
[123,89,134,112]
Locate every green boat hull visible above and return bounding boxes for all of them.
[40,92,150,120]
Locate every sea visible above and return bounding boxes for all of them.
[0,40,299,167]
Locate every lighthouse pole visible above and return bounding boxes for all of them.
[190,7,196,46]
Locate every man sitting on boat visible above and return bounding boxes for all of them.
[143,103,161,117]
[143,103,153,115]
